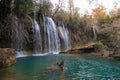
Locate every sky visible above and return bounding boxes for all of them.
[50,0,120,14]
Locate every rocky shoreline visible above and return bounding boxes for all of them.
[60,47,120,61]
[0,48,16,68]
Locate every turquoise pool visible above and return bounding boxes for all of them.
[0,54,120,80]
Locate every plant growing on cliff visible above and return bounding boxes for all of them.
[14,0,34,16]
[93,41,108,53]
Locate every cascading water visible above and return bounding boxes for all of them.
[33,20,42,53]
[11,16,28,57]
[58,25,71,51]
[11,0,71,56]
[43,17,60,54]
[92,25,97,40]
[11,16,22,51]
[33,16,71,54]
[13,15,71,56]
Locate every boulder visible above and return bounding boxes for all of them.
[0,48,16,68]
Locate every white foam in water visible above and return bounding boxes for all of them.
[52,51,59,54]
[16,51,59,57]
[16,51,28,58]
[32,51,59,56]
[32,53,49,56]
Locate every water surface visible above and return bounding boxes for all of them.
[0,54,120,80]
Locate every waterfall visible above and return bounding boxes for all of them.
[13,15,71,56]
[33,16,71,54]
[92,25,97,40]
[33,20,42,53]
[33,17,61,54]
[11,16,28,57]
[58,25,71,51]
[43,17,60,54]
[11,16,23,51]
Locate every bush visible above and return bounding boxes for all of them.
[93,41,108,52]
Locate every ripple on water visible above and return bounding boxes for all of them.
[66,56,120,80]
[0,55,120,80]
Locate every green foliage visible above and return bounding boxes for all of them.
[98,18,120,53]
[93,41,108,52]
[14,0,34,15]
[0,0,120,54]
[37,0,53,17]
[0,0,12,21]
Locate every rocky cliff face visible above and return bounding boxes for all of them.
[0,48,16,68]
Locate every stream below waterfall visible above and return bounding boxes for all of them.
[0,54,120,80]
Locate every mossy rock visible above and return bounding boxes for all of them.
[93,41,108,52]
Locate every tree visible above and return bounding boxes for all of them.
[92,5,107,25]
[52,0,65,18]
[0,0,15,21]
[54,9,69,24]
[14,0,34,16]
[68,0,74,23]
[37,0,53,17]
